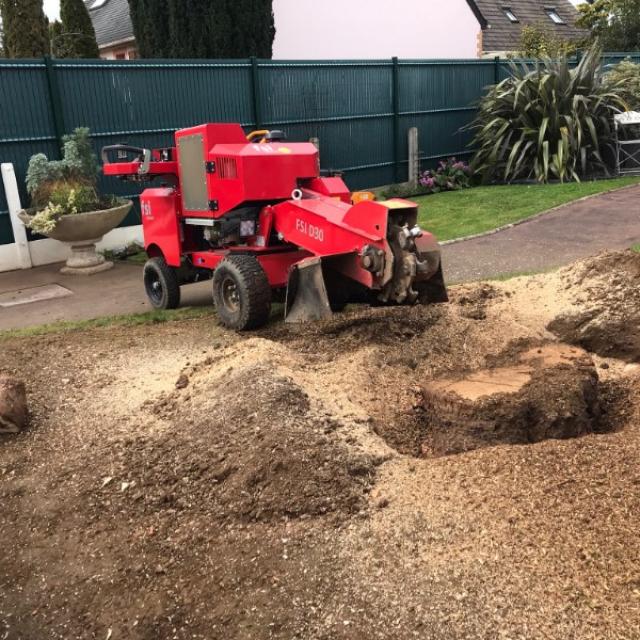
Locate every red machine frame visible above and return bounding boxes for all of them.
[102,123,445,328]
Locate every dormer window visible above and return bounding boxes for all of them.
[502,6,519,22]
[545,7,565,24]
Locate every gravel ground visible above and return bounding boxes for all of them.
[1,251,639,640]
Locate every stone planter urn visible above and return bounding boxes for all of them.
[19,200,132,275]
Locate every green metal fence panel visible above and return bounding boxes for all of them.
[397,60,496,174]
[1,54,639,246]
[256,60,396,188]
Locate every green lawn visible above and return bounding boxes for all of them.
[415,177,640,242]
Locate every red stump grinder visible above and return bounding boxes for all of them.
[102,124,447,330]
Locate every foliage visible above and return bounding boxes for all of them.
[0,0,49,58]
[606,60,640,109]
[24,127,120,234]
[577,0,640,52]
[128,0,275,58]
[26,185,100,234]
[469,46,627,184]
[518,24,578,59]
[379,159,472,199]
[419,159,472,194]
[26,127,98,204]
[55,0,99,58]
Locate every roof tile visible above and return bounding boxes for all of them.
[470,0,586,52]
[84,0,134,47]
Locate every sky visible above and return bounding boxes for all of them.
[44,0,60,21]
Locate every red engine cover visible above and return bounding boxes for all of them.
[174,124,319,218]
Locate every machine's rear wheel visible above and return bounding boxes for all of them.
[212,255,272,330]
[143,257,181,310]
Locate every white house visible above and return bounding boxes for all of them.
[272,0,481,59]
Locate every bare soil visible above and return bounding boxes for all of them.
[1,250,640,640]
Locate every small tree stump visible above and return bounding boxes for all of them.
[0,376,27,434]
[420,344,600,456]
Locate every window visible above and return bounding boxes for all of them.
[545,8,565,24]
[90,0,108,8]
[502,7,519,23]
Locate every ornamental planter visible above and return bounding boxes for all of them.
[19,200,132,275]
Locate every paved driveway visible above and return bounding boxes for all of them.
[442,185,640,282]
[1,185,638,331]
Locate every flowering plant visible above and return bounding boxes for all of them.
[419,158,472,194]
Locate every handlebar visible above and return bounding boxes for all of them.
[101,144,152,175]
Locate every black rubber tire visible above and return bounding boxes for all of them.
[143,257,181,310]
[212,255,272,330]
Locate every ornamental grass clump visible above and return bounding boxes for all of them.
[24,128,122,235]
[469,46,628,184]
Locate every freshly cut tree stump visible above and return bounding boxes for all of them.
[0,376,27,434]
[420,344,600,456]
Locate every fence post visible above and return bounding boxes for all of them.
[494,56,501,84]
[1,163,32,269]
[408,127,419,187]
[392,56,402,183]
[250,57,263,130]
[43,56,65,153]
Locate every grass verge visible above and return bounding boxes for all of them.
[0,307,215,340]
[415,177,640,242]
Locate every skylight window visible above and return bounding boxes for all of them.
[545,8,565,24]
[91,0,108,8]
[502,7,519,23]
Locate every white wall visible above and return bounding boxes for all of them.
[272,0,481,60]
[0,225,143,273]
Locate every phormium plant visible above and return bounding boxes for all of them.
[469,45,628,183]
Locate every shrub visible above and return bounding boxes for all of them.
[26,184,102,235]
[518,24,578,59]
[23,127,122,235]
[419,158,472,194]
[379,159,473,199]
[26,127,98,206]
[469,46,627,183]
[606,60,640,110]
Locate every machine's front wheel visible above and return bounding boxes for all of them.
[143,257,181,310]
[212,255,272,330]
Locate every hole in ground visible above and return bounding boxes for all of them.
[373,342,632,458]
